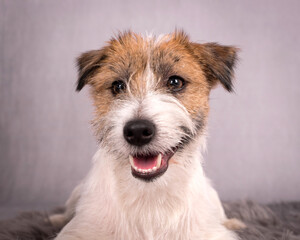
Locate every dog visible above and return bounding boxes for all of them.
[51,30,245,240]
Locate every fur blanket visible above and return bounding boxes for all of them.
[0,201,299,240]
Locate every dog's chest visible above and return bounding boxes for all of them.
[108,193,194,240]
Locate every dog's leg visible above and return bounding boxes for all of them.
[223,218,246,231]
[207,185,227,220]
[53,192,115,240]
[206,184,245,231]
[54,215,113,240]
[54,150,118,240]
[49,183,82,228]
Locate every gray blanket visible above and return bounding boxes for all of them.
[0,201,299,240]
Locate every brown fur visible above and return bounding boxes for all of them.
[76,31,238,137]
[151,32,210,120]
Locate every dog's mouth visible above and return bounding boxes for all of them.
[129,148,178,181]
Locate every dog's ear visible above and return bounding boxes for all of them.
[191,43,239,92]
[76,49,107,91]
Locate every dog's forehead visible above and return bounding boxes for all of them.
[103,32,205,93]
[107,31,189,61]
[106,33,148,75]
[90,32,209,116]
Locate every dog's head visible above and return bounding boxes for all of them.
[77,31,238,182]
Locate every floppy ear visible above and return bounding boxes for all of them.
[191,43,239,92]
[76,49,107,91]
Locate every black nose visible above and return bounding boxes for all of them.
[123,119,156,146]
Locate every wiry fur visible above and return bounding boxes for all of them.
[53,31,241,240]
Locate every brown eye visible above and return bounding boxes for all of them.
[167,76,185,92]
[111,80,126,95]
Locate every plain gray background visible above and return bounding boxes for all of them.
[1,0,300,216]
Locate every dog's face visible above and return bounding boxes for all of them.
[77,31,237,182]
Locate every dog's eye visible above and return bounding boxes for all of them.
[111,80,126,95]
[167,76,185,92]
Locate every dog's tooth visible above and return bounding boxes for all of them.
[152,166,157,171]
[129,155,134,168]
[156,154,162,168]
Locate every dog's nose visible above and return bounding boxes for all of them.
[123,119,156,146]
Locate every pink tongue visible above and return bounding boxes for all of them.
[133,155,157,170]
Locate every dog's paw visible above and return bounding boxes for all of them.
[223,218,246,231]
[49,213,67,228]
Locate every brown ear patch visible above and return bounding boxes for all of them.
[76,49,108,91]
[190,42,239,92]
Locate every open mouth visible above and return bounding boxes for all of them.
[129,148,178,181]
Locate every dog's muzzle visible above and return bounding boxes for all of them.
[123,119,178,181]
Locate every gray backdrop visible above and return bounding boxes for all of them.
[1,0,300,215]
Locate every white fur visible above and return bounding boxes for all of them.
[54,89,239,239]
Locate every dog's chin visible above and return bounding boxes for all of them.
[129,147,178,182]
